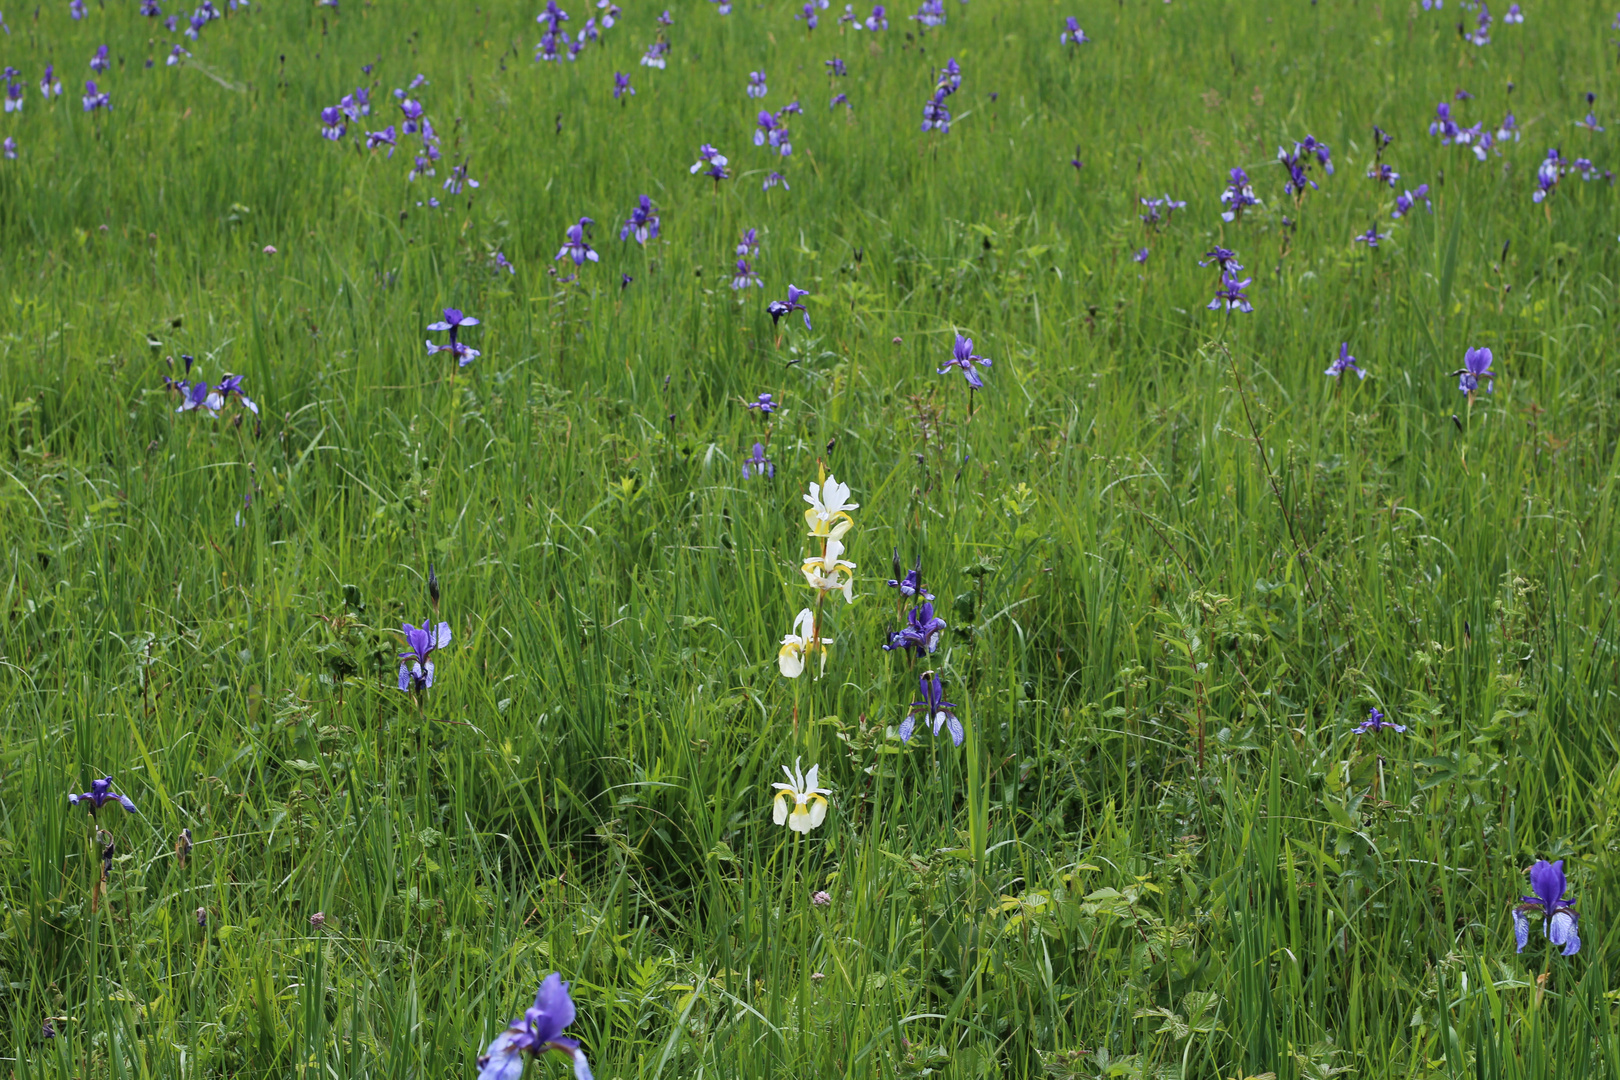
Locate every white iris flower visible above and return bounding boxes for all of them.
[772,757,831,833]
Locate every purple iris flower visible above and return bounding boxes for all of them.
[1367,163,1399,188]
[538,0,569,32]
[580,16,599,42]
[216,374,259,413]
[1325,343,1366,381]
[3,81,21,112]
[938,334,990,388]
[366,125,398,155]
[899,673,961,745]
[742,442,775,479]
[1219,167,1259,221]
[40,65,61,98]
[1455,346,1496,395]
[1456,123,1495,160]
[737,228,759,258]
[1578,112,1605,133]
[690,144,728,176]
[164,13,179,29]
[1199,247,1244,275]
[1503,3,1522,21]
[1497,112,1519,142]
[442,160,479,196]
[82,81,110,111]
[89,46,110,73]
[1514,860,1581,956]
[754,110,792,156]
[797,3,819,28]
[399,98,423,134]
[763,172,790,191]
[1533,148,1565,202]
[555,217,599,265]
[493,252,515,275]
[710,0,732,12]
[1392,184,1430,218]
[887,553,932,600]
[1430,101,1460,142]
[730,258,762,289]
[1465,5,1491,45]
[2,137,14,160]
[1574,157,1599,180]
[1132,248,1150,264]
[620,195,659,244]
[613,71,634,98]
[1138,194,1185,227]
[477,974,593,1080]
[767,285,812,330]
[935,58,961,93]
[856,4,887,30]
[166,45,189,66]
[426,308,482,366]
[912,0,945,28]
[884,600,947,658]
[1279,147,1315,197]
[340,87,371,121]
[826,57,847,77]
[1060,17,1088,45]
[657,9,672,25]
[830,92,849,110]
[398,619,452,693]
[69,777,137,815]
[70,0,86,18]
[747,392,777,414]
[409,153,437,181]
[597,0,620,27]
[1353,223,1387,248]
[141,0,162,13]
[176,380,221,414]
[920,87,952,133]
[1208,273,1253,313]
[535,32,562,61]
[747,70,767,98]
[320,106,346,139]
[1353,706,1403,733]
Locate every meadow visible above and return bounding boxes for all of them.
[1,0,1619,1076]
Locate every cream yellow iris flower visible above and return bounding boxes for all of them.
[772,757,831,833]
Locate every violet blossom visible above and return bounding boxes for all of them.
[1325,343,1367,380]
[620,195,659,244]
[554,217,598,265]
[767,285,811,330]
[938,334,990,388]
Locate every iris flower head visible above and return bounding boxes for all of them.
[476,973,593,1080]
[803,475,858,540]
[1513,860,1581,956]
[772,757,831,833]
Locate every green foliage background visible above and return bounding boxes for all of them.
[1,0,1619,1077]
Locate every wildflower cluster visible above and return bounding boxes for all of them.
[881,553,960,745]
[535,0,623,63]
[162,355,259,417]
[1278,134,1333,199]
[921,57,960,134]
[1218,166,1260,222]
[1201,247,1252,314]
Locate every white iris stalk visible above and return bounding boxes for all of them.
[801,537,857,603]
[777,607,830,678]
[772,757,831,833]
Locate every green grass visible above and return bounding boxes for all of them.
[2,0,1620,1077]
